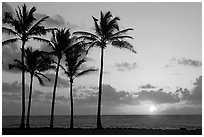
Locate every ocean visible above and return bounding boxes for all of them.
[2,115,202,129]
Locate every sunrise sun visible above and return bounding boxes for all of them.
[149,105,157,112]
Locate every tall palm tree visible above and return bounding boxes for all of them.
[47,28,78,128]
[9,47,55,128]
[61,46,97,129]
[2,4,51,128]
[73,11,136,129]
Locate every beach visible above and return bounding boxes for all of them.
[2,128,202,135]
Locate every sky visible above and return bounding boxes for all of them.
[2,2,202,115]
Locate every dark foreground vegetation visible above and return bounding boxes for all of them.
[2,128,202,135]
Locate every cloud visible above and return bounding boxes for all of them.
[115,62,137,71]
[74,84,136,106]
[136,89,180,104]
[74,85,182,107]
[171,58,202,67]
[2,2,14,18]
[176,76,202,104]
[35,13,77,29]
[2,44,21,73]
[35,13,65,27]
[41,73,69,88]
[139,84,156,89]
[2,81,67,105]
[2,81,22,94]
[2,81,44,101]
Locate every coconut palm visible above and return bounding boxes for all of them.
[73,11,136,128]
[61,46,97,129]
[47,28,80,128]
[9,47,55,128]
[2,4,51,128]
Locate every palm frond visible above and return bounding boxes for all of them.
[112,40,136,54]
[85,41,100,54]
[74,58,86,72]
[28,16,49,34]
[24,6,36,30]
[35,74,45,86]
[76,68,98,77]
[73,31,98,39]
[35,72,50,81]
[111,28,134,37]
[92,16,102,36]
[29,36,51,45]
[75,35,97,42]
[2,27,20,37]
[107,16,120,33]
[9,59,29,72]
[2,38,20,46]
[29,16,49,30]
[110,35,133,40]
[8,63,23,71]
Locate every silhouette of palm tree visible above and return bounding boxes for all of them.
[73,11,136,129]
[61,46,97,129]
[2,4,51,128]
[9,47,55,128]
[47,28,80,128]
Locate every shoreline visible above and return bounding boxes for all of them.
[2,127,202,135]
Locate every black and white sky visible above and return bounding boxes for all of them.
[2,2,202,115]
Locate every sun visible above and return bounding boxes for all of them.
[149,105,157,112]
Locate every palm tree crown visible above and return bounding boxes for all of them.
[73,11,136,53]
[63,46,97,81]
[9,47,54,84]
[2,4,51,45]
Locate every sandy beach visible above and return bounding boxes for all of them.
[2,128,202,135]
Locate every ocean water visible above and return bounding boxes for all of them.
[2,115,202,129]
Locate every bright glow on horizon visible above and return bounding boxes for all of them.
[149,105,157,112]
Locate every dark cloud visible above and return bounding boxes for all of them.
[41,73,69,88]
[35,13,65,27]
[74,84,182,107]
[2,44,21,73]
[176,76,202,104]
[139,84,156,89]
[2,81,22,94]
[35,13,77,29]
[115,62,137,71]
[2,81,42,103]
[74,84,136,106]
[2,2,14,19]
[136,89,180,104]
[171,58,202,67]
[2,81,67,106]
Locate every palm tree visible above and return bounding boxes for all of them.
[9,47,55,128]
[73,11,136,128]
[47,28,78,128]
[2,4,51,128]
[61,46,97,129]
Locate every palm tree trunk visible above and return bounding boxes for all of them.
[26,74,34,128]
[97,47,104,129]
[50,58,61,128]
[20,40,26,129]
[70,78,74,129]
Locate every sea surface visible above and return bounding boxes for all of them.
[2,115,202,129]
